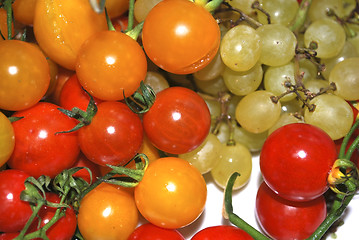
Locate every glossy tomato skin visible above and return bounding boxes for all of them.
[260,123,337,202]
[128,223,185,240]
[70,152,101,184]
[0,169,32,233]
[33,0,108,70]
[0,112,15,167]
[8,102,80,178]
[191,226,254,240]
[134,157,207,229]
[78,101,143,166]
[142,0,220,74]
[29,192,77,240]
[0,233,20,240]
[255,181,327,240]
[0,40,50,111]
[143,87,211,154]
[78,183,138,240]
[76,30,147,101]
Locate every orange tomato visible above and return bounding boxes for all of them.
[12,0,37,25]
[106,0,130,19]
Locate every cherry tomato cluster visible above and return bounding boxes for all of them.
[1,0,359,240]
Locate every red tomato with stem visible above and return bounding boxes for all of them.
[128,223,185,240]
[77,101,143,166]
[191,226,254,240]
[70,152,101,184]
[142,87,211,154]
[260,123,337,202]
[0,169,32,233]
[255,181,327,240]
[8,102,80,178]
[142,0,221,74]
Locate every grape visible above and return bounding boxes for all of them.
[228,0,256,15]
[263,62,296,102]
[304,79,331,95]
[222,62,263,96]
[299,58,319,83]
[143,71,169,93]
[211,143,252,190]
[194,76,228,96]
[307,0,345,22]
[179,133,221,174]
[256,0,299,26]
[304,94,354,140]
[281,98,303,114]
[268,112,303,136]
[235,90,282,133]
[304,18,346,59]
[220,24,261,72]
[193,51,225,81]
[134,0,163,22]
[329,57,359,101]
[232,126,268,152]
[256,24,297,67]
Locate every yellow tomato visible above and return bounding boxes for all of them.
[0,112,15,166]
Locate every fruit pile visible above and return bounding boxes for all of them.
[0,0,359,239]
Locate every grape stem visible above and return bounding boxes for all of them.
[290,0,312,33]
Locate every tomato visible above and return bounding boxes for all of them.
[142,87,211,154]
[77,101,143,166]
[8,102,80,178]
[0,40,50,111]
[76,30,147,101]
[128,223,185,240]
[0,169,32,233]
[70,152,101,184]
[46,67,74,105]
[105,0,129,19]
[142,0,221,74]
[0,233,20,240]
[59,73,102,111]
[0,112,15,167]
[33,0,108,70]
[134,157,207,229]
[255,181,327,240]
[191,226,254,240]
[29,192,77,240]
[12,0,37,25]
[78,182,138,240]
[260,123,337,202]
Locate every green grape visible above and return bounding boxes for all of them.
[211,143,252,190]
[321,41,358,80]
[134,0,163,22]
[143,71,169,93]
[299,58,319,83]
[194,51,225,81]
[227,94,243,117]
[179,133,221,174]
[204,98,221,119]
[329,57,359,101]
[256,24,297,67]
[263,61,296,102]
[281,98,303,114]
[232,126,268,152]
[228,0,256,15]
[304,18,346,59]
[235,90,282,133]
[212,121,230,144]
[220,24,261,72]
[304,79,331,95]
[256,0,299,26]
[194,76,228,96]
[268,112,303,136]
[222,62,263,96]
[308,0,344,22]
[304,94,354,140]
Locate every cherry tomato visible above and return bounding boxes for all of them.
[0,40,50,111]
[143,87,211,154]
[0,112,15,167]
[12,0,36,25]
[59,73,102,111]
[46,67,74,105]
[70,152,101,184]
[78,183,139,240]
[255,181,327,240]
[128,223,185,240]
[0,233,20,240]
[105,0,129,19]
[29,192,77,240]
[8,102,80,178]
[0,169,32,233]
[134,157,207,229]
[77,101,143,166]
[191,226,254,240]
[33,0,108,70]
[76,30,147,101]
[142,0,221,74]
[260,123,337,202]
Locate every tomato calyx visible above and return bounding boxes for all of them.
[124,81,156,114]
[327,159,359,195]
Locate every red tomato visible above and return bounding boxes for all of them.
[142,0,220,74]
[76,30,147,101]
[0,169,32,233]
[78,101,143,166]
[0,111,15,167]
[70,152,101,184]
[191,226,254,240]
[29,192,77,240]
[255,181,327,240]
[0,232,20,240]
[128,223,185,240]
[142,87,211,154]
[8,102,80,178]
[59,73,102,111]
[260,123,337,202]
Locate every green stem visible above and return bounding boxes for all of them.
[224,172,271,240]
[339,119,359,159]
[3,0,13,40]
[126,0,135,32]
[88,0,106,13]
[105,8,115,31]
[14,201,45,239]
[204,0,223,12]
[290,0,312,32]
[126,21,144,40]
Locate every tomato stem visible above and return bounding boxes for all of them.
[3,0,13,40]
[339,119,359,159]
[126,21,144,40]
[88,0,106,13]
[126,0,136,32]
[105,8,116,31]
[224,172,271,240]
[204,0,223,12]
